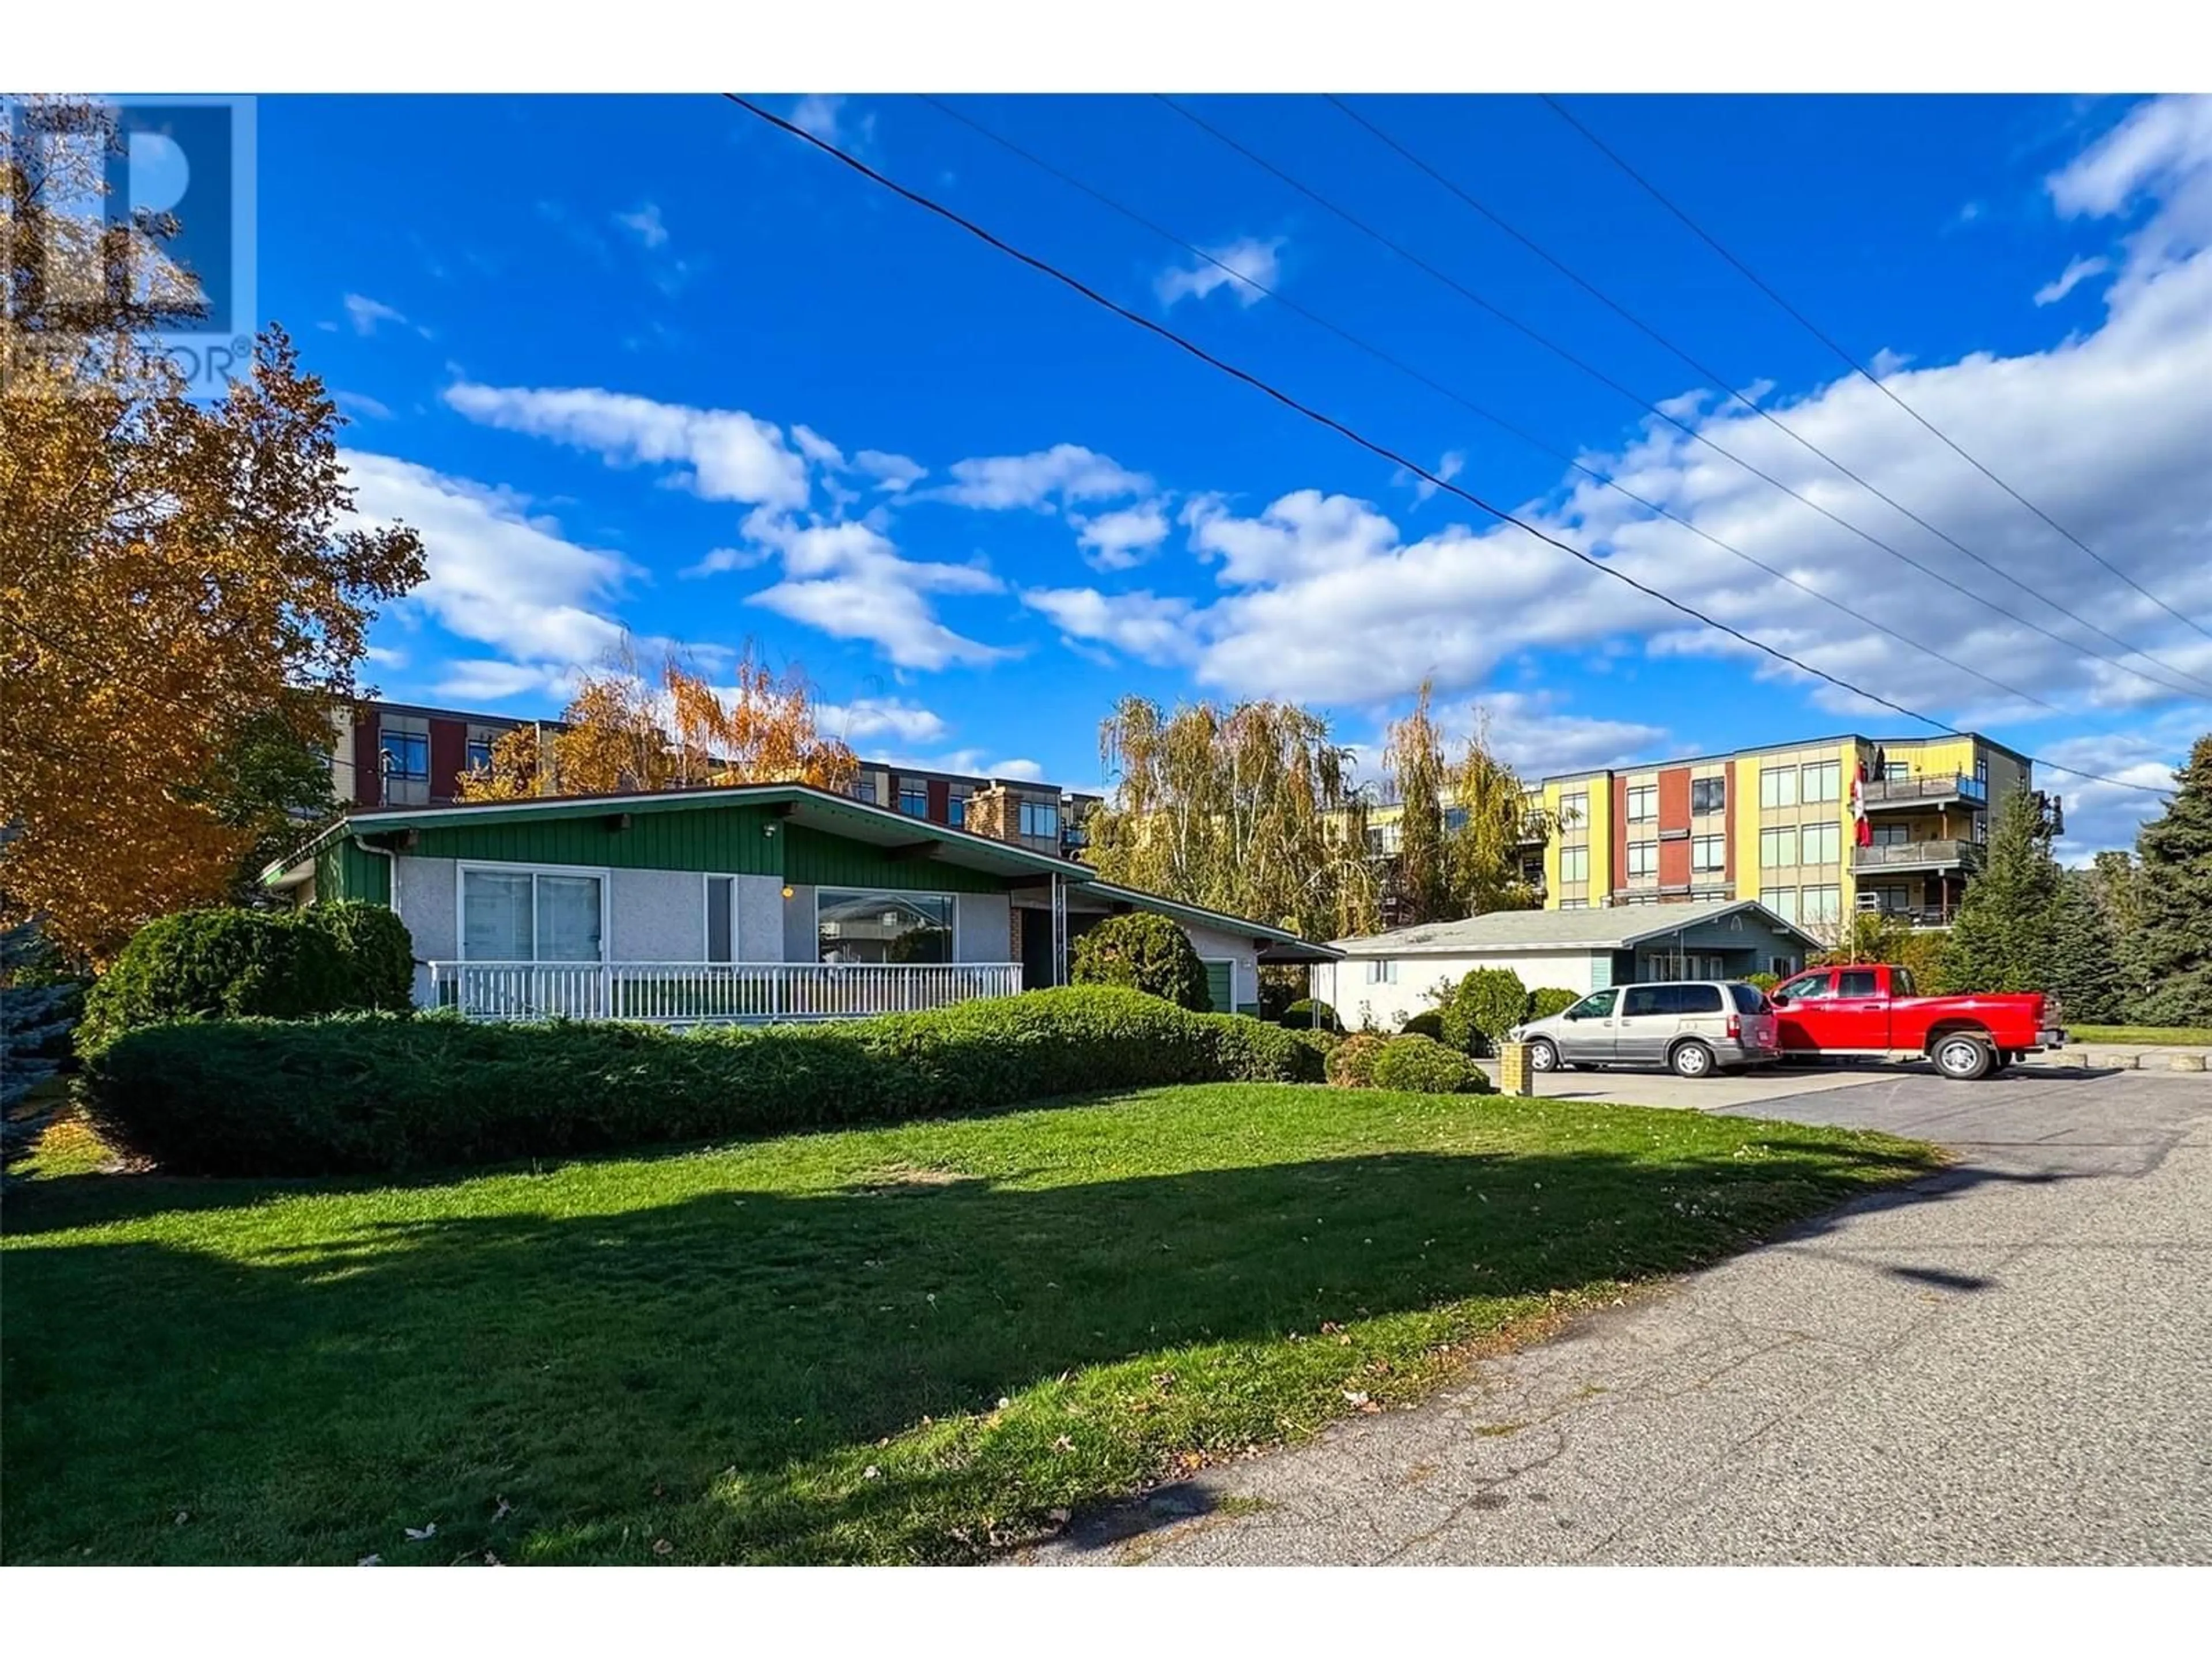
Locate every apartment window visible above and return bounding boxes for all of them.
[947,793,967,830]
[1975,756,1989,787]
[1762,885,1799,923]
[1865,884,1910,913]
[1883,760,1912,782]
[1626,784,1657,823]
[1559,791,1588,828]
[1802,884,1842,925]
[851,777,877,805]
[1557,899,1588,910]
[1691,777,1726,815]
[1558,845,1590,884]
[1691,834,1726,873]
[1627,840,1658,878]
[1363,959,1399,984]
[898,782,928,819]
[461,867,603,962]
[1760,826,1798,868]
[464,730,497,775]
[1443,806,1469,832]
[1760,765,1798,809]
[1803,760,1841,803]
[381,728,428,782]
[817,889,953,965]
[1802,820,1841,865]
[705,876,736,964]
[1019,800,1060,839]
[1871,823,1910,847]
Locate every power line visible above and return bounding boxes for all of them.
[722,94,2169,800]
[1154,95,2212,706]
[915,94,2061,717]
[1539,91,2212,649]
[1324,92,2212,692]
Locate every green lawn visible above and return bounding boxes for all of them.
[2,1084,1938,1565]
[2065,1024,2212,1047]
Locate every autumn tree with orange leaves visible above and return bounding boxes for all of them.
[459,642,858,801]
[1,101,426,961]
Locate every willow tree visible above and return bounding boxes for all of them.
[1,101,426,961]
[1087,695,1378,942]
[1378,685,1560,925]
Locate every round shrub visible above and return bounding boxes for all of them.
[305,901,416,1012]
[1291,1026,1342,1060]
[1272,997,1339,1032]
[1324,1031,1386,1089]
[1070,912,1210,1010]
[1370,1033,1494,1094]
[80,908,351,1051]
[1398,1009,1446,1041]
[1209,1016,1326,1084]
[1439,966,1529,1056]
[1526,987,1580,1022]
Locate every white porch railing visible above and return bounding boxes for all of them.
[423,960,1025,1024]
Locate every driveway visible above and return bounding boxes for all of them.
[1024,1065,2212,1565]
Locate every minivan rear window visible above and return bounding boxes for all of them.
[1729,983,1769,1014]
[1624,983,1724,1016]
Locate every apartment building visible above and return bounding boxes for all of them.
[327,700,1099,861]
[1533,732,2032,930]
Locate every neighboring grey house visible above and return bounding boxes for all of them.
[1312,899,1821,1031]
[261,781,1334,1023]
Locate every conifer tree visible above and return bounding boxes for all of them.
[2129,734,2212,1026]
[1947,785,2061,994]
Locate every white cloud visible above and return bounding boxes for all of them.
[1409,450,1465,505]
[744,516,1009,671]
[342,293,410,337]
[935,444,1151,511]
[791,94,873,150]
[1073,499,1172,570]
[790,425,845,469]
[434,660,579,704]
[681,545,769,578]
[1154,236,1283,308]
[362,645,408,669]
[815,697,950,747]
[855,449,926,493]
[2037,717,2199,861]
[335,389,393,421]
[1021,586,1198,664]
[2033,254,2111,306]
[1442,691,1671,777]
[341,450,637,676]
[443,382,812,510]
[897,749,1051,783]
[614,202,669,249]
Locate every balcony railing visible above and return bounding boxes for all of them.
[1852,839,1982,873]
[424,960,1025,1024]
[1862,773,1988,809]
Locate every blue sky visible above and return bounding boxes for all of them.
[260,93,2212,855]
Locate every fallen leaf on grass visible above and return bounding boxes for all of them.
[357,1554,381,1567]
[863,1465,882,1480]
[1052,1435,1074,1452]
[404,1522,437,1541]
[653,1539,673,1556]
[492,1497,512,1522]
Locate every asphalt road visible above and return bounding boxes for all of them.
[1024,1063,2212,1566]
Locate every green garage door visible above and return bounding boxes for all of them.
[1203,960,1234,1014]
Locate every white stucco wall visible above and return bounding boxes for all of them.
[1183,920,1263,1012]
[955,892,1013,964]
[1316,949,1599,1032]
[608,868,704,961]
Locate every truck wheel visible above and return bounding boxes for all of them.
[1931,1033,1994,1081]
[1527,1039,1559,1073]
[1669,1040,1716,1079]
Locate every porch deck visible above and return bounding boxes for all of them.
[424,961,1025,1024]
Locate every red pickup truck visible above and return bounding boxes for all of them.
[1768,963,2064,1081]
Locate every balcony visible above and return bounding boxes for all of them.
[425,960,1025,1024]
[1852,839,1982,875]
[1862,773,1988,810]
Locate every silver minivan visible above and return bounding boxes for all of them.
[1509,980,1780,1078]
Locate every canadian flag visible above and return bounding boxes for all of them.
[1850,762,1872,846]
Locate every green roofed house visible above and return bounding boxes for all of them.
[261,782,1334,1023]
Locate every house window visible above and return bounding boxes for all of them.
[1802,760,1841,803]
[817,888,953,965]
[1762,885,1799,923]
[1626,784,1657,823]
[1627,840,1658,877]
[706,875,736,963]
[948,793,967,829]
[851,777,878,805]
[1691,777,1727,815]
[1692,834,1726,873]
[461,867,603,962]
[1802,820,1841,865]
[1559,845,1589,884]
[1363,959,1399,984]
[1801,884,1841,925]
[1559,791,1588,827]
[1760,827,1797,868]
[1760,766,1798,809]
[1019,800,1059,839]
[898,782,928,819]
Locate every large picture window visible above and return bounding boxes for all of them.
[1558,844,1589,884]
[1018,800,1059,839]
[461,867,603,961]
[817,889,954,964]
[1802,820,1842,865]
[1760,765,1798,808]
[1803,760,1842,804]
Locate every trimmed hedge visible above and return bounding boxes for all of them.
[1324,1032,1385,1089]
[1397,1009,1446,1041]
[1369,1034,1494,1094]
[1438,967,1529,1056]
[81,987,1320,1176]
[1272,998,1339,1033]
[1069,913,1210,1011]
[311,902,415,1012]
[1526,987,1580,1022]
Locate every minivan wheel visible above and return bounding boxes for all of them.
[1527,1038,1559,1073]
[1669,1040,1715,1079]
[1931,1033,1994,1081]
